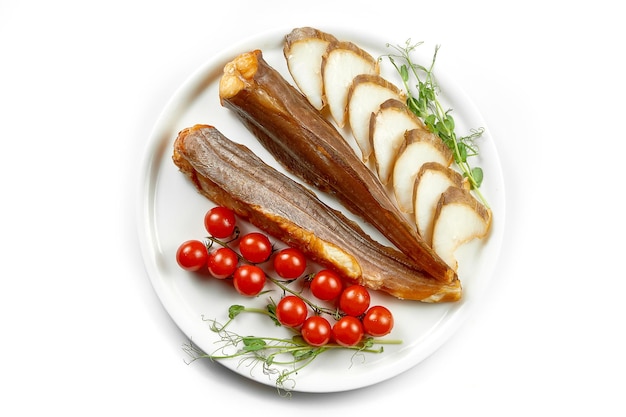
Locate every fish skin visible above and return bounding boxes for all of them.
[219,49,456,283]
[172,124,461,302]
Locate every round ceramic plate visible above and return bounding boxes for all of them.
[138,26,505,393]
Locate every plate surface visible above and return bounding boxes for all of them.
[138,26,505,393]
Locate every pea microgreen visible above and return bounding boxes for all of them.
[383,40,488,207]
[183,310,400,397]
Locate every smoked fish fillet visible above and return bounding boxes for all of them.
[218,49,456,283]
[172,124,461,302]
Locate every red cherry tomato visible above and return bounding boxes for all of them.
[332,316,364,347]
[176,240,208,272]
[204,206,236,238]
[339,284,371,317]
[362,305,394,337]
[310,269,343,300]
[275,295,308,327]
[273,247,307,279]
[239,232,272,263]
[300,316,331,346]
[207,247,238,279]
[233,265,266,296]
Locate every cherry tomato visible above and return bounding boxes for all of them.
[273,247,307,279]
[176,240,208,272]
[300,316,331,346]
[339,284,371,317]
[204,206,236,238]
[310,269,343,300]
[207,247,238,279]
[239,232,272,263]
[362,305,394,337]
[275,295,308,328]
[332,316,364,347]
[233,264,266,296]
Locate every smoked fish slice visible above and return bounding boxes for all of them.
[218,49,456,283]
[172,124,461,302]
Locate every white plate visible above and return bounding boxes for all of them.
[137,26,506,393]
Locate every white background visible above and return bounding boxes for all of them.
[1,0,624,415]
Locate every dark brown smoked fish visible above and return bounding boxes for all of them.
[218,49,456,283]
[172,124,461,302]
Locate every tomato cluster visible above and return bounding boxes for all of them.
[290,276,394,347]
[175,206,394,347]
